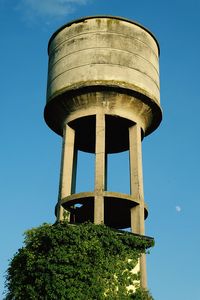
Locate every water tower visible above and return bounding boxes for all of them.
[45,16,162,288]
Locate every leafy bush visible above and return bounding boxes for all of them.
[4,222,153,299]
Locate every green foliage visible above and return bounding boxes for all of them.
[131,288,153,300]
[5,222,154,300]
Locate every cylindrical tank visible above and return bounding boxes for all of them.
[45,16,162,142]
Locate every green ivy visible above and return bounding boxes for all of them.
[4,222,154,299]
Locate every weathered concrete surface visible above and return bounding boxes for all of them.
[47,17,159,102]
[57,124,76,221]
[94,111,105,224]
[45,16,162,137]
[60,191,148,229]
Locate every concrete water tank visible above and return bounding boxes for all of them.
[45,16,162,145]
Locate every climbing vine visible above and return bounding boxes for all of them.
[4,222,154,299]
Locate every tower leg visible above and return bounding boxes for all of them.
[94,111,106,224]
[129,124,147,288]
[57,124,76,221]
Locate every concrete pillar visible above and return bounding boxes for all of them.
[57,123,76,221]
[94,112,106,224]
[129,124,144,200]
[129,123,147,288]
[139,255,147,289]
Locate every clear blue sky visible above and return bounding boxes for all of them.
[1,0,200,299]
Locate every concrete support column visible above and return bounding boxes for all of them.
[94,112,106,224]
[129,123,147,288]
[129,124,144,200]
[57,123,76,221]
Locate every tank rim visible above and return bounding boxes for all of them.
[48,15,160,55]
[44,85,162,137]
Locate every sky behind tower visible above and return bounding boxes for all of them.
[1,0,200,299]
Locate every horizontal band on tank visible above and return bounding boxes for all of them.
[47,63,160,91]
[48,15,160,55]
[47,78,160,106]
[49,31,159,60]
[48,47,159,76]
